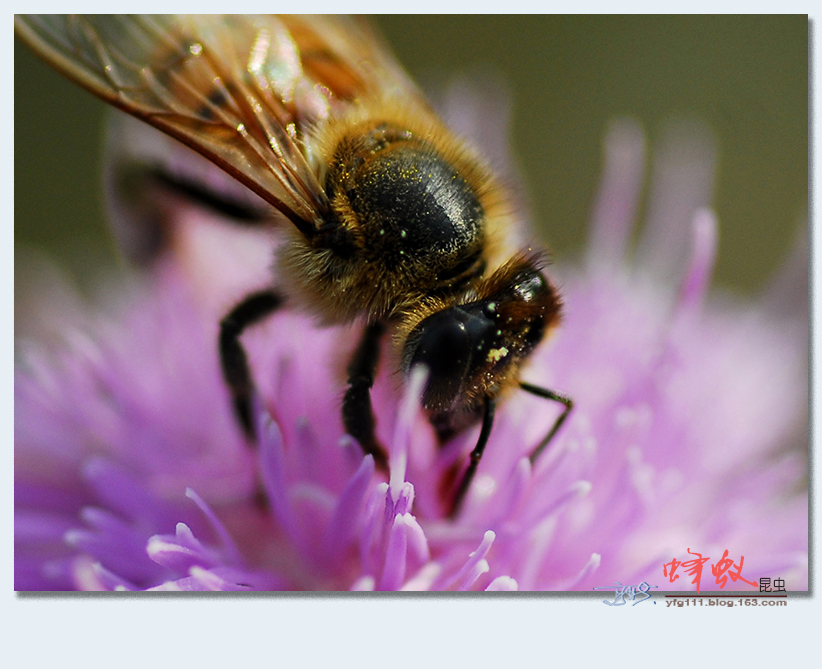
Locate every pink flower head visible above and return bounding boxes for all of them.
[15,113,807,591]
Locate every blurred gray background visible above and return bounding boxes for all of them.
[15,15,807,295]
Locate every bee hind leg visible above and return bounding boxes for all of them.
[342,322,389,471]
[219,290,284,441]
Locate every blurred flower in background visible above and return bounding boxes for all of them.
[14,107,808,590]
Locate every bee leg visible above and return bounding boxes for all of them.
[520,382,574,464]
[449,398,497,518]
[342,322,389,471]
[219,290,284,441]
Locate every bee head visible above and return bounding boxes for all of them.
[403,259,562,414]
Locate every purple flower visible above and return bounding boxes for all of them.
[14,119,807,591]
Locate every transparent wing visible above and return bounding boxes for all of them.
[15,14,426,235]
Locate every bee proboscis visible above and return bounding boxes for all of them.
[15,14,573,517]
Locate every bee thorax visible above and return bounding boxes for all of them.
[279,124,490,323]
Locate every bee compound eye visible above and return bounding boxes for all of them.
[407,311,473,410]
[407,305,498,410]
[513,270,547,303]
[411,316,469,377]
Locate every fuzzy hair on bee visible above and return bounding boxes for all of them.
[15,14,573,517]
[278,97,518,326]
[399,252,562,430]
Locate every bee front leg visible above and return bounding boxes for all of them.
[219,290,284,441]
[520,382,574,464]
[342,322,389,471]
[449,384,572,519]
[449,398,497,518]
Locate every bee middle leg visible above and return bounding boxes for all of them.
[219,289,284,441]
[342,322,389,471]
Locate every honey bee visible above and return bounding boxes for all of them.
[15,15,572,516]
